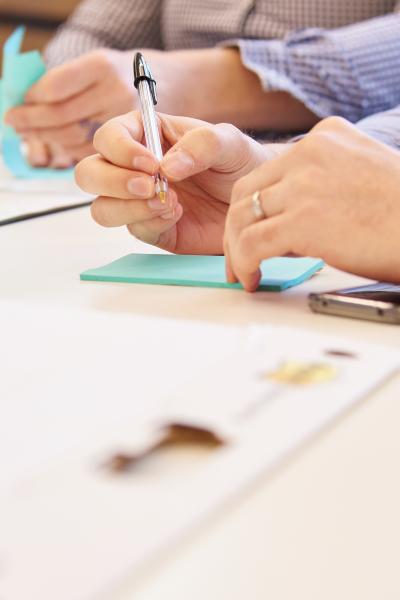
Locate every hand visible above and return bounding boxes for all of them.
[224,117,400,291]
[5,48,138,167]
[75,111,270,254]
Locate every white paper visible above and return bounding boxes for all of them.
[0,159,91,222]
[0,303,242,494]
[0,305,398,600]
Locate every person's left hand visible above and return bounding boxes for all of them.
[4,48,140,167]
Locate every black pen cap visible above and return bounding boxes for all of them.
[133,52,158,104]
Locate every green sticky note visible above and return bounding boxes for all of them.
[80,254,324,291]
[0,27,73,179]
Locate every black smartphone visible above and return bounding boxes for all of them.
[309,283,400,324]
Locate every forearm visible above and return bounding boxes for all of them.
[166,48,319,132]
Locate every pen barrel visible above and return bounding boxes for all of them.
[137,80,163,162]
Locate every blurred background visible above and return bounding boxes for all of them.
[0,0,79,61]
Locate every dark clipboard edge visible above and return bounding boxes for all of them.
[0,200,92,226]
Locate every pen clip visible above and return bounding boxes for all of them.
[133,52,158,105]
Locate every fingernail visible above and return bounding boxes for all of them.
[127,177,153,197]
[148,198,168,211]
[247,270,261,292]
[27,144,48,167]
[162,150,194,179]
[132,155,158,173]
[160,210,175,220]
[30,155,48,167]
[226,269,238,284]
[51,159,72,169]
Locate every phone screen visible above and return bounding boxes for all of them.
[332,283,400,305]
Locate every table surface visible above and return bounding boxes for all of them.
[1,205,399,600]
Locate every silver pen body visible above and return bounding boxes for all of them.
[134,53,168,203]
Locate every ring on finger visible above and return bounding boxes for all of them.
[251,190,266,220]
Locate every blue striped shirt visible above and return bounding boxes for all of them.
[232,13,400,123]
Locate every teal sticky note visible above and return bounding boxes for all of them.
[0,27,73,179]
[80,254,324,291]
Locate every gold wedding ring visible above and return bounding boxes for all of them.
[251,190,266,220]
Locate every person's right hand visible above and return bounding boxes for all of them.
[75,111,272,254]
[224,117,400,290]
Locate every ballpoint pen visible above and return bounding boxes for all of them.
[133,52,169,204]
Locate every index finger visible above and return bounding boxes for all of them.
[25,52,108,104]
[93,112,159,174]
[94,111,214,177]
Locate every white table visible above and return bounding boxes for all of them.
[1,206,399,600]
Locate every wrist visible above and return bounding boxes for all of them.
[153,48,245,122]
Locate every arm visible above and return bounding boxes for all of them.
[221,12,400,126]
[44,0,163,67]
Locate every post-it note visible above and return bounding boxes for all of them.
[80,254,324,291]
[0,27,73,179]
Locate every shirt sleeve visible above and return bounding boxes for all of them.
[225,12,400,123]
[44,0,163,67]
[356,106,400,150]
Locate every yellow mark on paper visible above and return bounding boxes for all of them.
[266,361,337,385]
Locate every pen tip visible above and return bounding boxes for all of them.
[158,191,167,204]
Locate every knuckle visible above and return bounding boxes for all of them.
[126,223,138,238]
[316,116,349,132]
[300,130,336,159]
[306,117,353,151]
[92,121,112,152]
[197,125,224,155]
[301,131,324,152]
[89,48,114,71]
[215,122,241,140]
[74,155,96,191]
[227,200,244,229]
[41,78,59,103]
[231,176,249,204]
[90,198,111,227]
[126,223,159,246]
[74,158,87,188]
[48,103,69,126]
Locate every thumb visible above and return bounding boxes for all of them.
[160,123,257,182]
[25,51,109,104]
